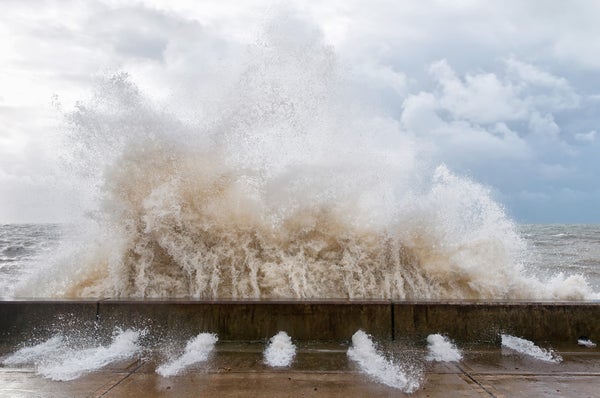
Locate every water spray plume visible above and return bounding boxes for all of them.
[13,14,596,301]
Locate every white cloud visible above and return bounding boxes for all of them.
[429,59,526,124]
[433,120,530,161]
[505,57,579,110]
[425,59,580,130]
[537,163,574,180]
[551,11,600,69]
[506,57,571,90]
[528,112,560,140]
[587,94,600,102]
[575,130,596,142]
[355,62,408,96]
[400,92,443,135]
[400,82,531,166]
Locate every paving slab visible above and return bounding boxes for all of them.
[460,349,600,375]
[105,371,490,398]
[2,342,600,397]
[476,375,599,398]
[0,368,131,398]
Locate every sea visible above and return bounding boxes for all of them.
[1,223,598,299]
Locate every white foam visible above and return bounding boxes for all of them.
[501,334,562,363]
[425,334,462,362]
[2,335,65,365]
[2,328,144,381]
[577,338,596,348]
[347,330,421,393]
[156,333,218,377]
[263,331,296,367]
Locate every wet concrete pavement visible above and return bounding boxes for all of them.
[1,342,599,397]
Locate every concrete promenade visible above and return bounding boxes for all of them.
[1,342,599,397]
[1,300,599,396]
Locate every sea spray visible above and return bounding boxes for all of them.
[577,338,596,348]
[425,334,462,362]
[12,15,598,301]
[501,334,562,363]
[2,328,144,381]
[2,335,65,366]
[156,333,218,377]
[347,330,422,393]
[263,331,296,367]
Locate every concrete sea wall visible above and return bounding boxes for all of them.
[1,300,598,343]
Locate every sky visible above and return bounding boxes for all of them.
[0,0,599,224]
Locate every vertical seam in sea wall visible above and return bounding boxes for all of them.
[390,301,395,341]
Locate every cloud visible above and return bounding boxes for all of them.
[400,57,588,162]
[400,58,568,167]
[528,112,560,140]
[353,62,408,96]
[506,57,571,90]
[505,57,579,110]
[1,1,600,222]
[400,83,531,163]
[537,163,574,180]
[400,92,443,134]
[575,130,596,142]
[425,58,580,128]
[395,54,600,223]
[429,59,526,124]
